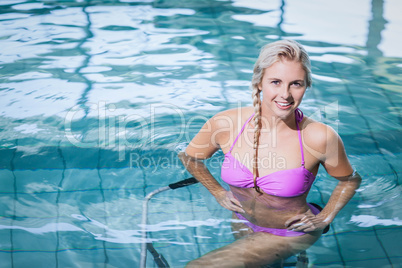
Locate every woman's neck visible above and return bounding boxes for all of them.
[259,104,297,132]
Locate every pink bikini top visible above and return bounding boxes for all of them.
[221,109,316,197]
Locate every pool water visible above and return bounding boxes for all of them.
[0,0,401,267]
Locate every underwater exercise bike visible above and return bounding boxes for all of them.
[140,177,311,268]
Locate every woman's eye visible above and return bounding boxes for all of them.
[292,82,303,87]
[271,81,279,85]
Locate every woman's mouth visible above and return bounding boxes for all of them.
[275,101,293,110]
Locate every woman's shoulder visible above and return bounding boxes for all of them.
[211,106,254,129]
[302,116,338,137]
[301,116,341,156]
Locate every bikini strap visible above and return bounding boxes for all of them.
[295,108,305,166]
[229,113,255,153]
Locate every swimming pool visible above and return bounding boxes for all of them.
[0,0,401,267]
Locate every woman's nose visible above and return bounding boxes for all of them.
[279,85,291,99]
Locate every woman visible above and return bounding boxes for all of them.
[179,40,361,267]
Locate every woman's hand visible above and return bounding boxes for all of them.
[214,190,245,213]
[284,209,328,233]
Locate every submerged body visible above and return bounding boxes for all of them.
[180,106,327,267]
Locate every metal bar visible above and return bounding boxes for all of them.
[140,186,170,268]
[139,177,198,268]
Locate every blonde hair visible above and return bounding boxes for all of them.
[251,40,312,193]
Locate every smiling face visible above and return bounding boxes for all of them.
[258,58,307,120]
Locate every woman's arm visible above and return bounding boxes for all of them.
[314,171,361,226]
[178,152,245,213]
[286,124,362,232]
[178,111,245,213]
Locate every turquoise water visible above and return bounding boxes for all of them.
[0,0,401,267]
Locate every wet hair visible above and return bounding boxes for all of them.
[250,40,312,193]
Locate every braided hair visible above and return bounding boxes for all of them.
[250,40,312,194]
